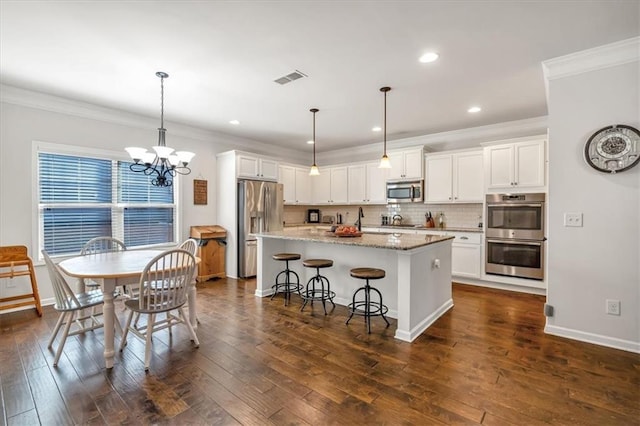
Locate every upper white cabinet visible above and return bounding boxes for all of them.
[279,165,312,204]
[279,165,296,203]
[425,150,484,203]
[295,168,312,204]
[484,139,545,190]
[387,148,424,180]
[237,154,279,181]
[347,162,388,204]
[311,166,348,204]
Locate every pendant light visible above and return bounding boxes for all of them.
[309,108,320,176]
[125,72,195,187]
[379,86,392,169]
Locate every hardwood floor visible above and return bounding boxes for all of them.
[1,279,638,425]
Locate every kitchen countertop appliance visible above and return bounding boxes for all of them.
[307,209,320,223]
[238,180,283,278]
[485,193,546,280]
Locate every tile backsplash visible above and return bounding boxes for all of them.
[284,203,483,229]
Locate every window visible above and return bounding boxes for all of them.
[38,150,177,256]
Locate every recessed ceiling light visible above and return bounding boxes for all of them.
[419,52,439,63]
[372,126,382,132]
[307,140,314,145]
[229,119,240,125]
[467,106,482,113]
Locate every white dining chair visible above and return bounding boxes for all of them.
[79,237,127,290]
[119,248,199,370]
[178,238,199,324]
[179,238,198,256]
[42,250,105,366]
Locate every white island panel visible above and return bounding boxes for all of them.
[256,230,453,342]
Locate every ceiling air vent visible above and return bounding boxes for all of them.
[274,70,307,85]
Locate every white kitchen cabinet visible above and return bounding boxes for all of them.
[279,165,296,204]
[348,162,388,204]
[450,232,482,278]
[237,154,279,181]
[294,168,312,204]
[279,165,312,205]
[366,162,388,204]
[311,168,331,204]
[347,164,366,203]
[311,166,348,204]
[420,230,482,278]
[425,150,483,203]
[330,167,349,203]
[485,139,545,190]
[387,148,424,180]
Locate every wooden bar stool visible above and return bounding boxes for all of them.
[271,253,302,306]
[300,259,335,315]
[0,245,43,316]
[346,267,389,333]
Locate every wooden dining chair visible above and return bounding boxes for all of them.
[42,250,106,367]
[119,248,199,370]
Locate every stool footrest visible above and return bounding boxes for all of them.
[347,301,389,317]
[272,283,303,294]
[301,289,336,302]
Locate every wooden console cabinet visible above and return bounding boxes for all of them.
[190,226,227,282]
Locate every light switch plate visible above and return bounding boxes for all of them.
[563,213,583,227]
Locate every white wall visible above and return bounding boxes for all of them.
[545,44,639,352]
[0,87,302,304]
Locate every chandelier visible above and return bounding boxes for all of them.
[125,72,195,187]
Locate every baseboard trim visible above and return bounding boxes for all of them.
[0,297,54,315]
[395,298,454,342]
[545,324,640,354]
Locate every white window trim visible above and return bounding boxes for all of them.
[32,140,181,262]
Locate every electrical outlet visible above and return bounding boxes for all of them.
[563,213,583,227]
[606,299,621,315]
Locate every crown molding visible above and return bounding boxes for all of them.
[0,83,304,160]
[319,116,548,165]
[542,37,640,82]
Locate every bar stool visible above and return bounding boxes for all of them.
[300,259,335,315]
[346,267,390,333]
[271,253,302,306]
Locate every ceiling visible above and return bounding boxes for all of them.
[1,1,638,153]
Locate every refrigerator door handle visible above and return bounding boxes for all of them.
[264,185,270,231]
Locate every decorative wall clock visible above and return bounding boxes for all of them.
[584,124,640,173]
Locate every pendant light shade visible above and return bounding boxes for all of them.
[309,108,320,176]
[379,86,392,169]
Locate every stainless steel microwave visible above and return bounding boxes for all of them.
[386,180,423,203]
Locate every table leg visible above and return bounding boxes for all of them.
[188,282,197,330]
[102,278,116,369]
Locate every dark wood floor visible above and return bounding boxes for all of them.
[1,279,638,425]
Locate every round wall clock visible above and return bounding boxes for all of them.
[584,124,640,173]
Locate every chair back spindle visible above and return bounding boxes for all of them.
[137,249,195,312]
[42,250,81,311]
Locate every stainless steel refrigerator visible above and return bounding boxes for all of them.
[238,180,284,278]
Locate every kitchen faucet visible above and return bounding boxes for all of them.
[355,207,364,231]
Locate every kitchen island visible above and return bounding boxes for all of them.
[256,229,454,342]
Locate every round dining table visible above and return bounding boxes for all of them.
[57,249,199,369]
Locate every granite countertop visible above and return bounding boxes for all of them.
[364,224,484,233]
[257,228,454,250]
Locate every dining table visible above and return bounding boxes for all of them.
[57,249,199,369]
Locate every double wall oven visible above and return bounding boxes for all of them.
[485,193,546,280]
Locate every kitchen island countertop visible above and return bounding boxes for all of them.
[258,228,453,250]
